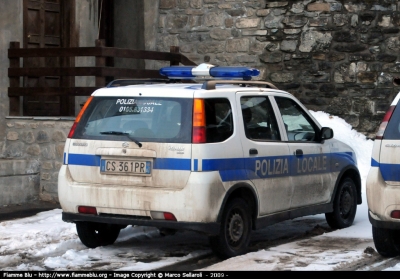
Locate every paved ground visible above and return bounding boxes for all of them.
[0,200,60,222]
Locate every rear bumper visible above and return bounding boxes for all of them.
[368,210,400,230]
[62,212,220,236]
[58,166,226,223]
[366,167,400,230]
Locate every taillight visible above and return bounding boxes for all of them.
[391,210,400,219]
[68,96,93,138]
[375,106,395,140]
[67,122,78,139]
[163,212,177,221]
[192,98,206,143]
[78,206,97,215]
[150,211,177,221]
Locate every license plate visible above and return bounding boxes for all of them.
[100,159,151,175]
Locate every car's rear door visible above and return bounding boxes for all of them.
[236,92,293,215]
[378,101,400,186]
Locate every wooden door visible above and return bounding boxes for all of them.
[23,0,75,116]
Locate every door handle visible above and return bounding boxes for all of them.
[295,149,303,156]
[249,148,258,155]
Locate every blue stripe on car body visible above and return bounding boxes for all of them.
[370,158,400,182]
[379,163,400,182]
[65,152,356,182]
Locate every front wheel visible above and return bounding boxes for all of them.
[372,226,400,257]
[209,198,252,259]
[76,222,121,248]
[325,177,357,229]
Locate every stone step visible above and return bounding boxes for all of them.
[0,159,41,206]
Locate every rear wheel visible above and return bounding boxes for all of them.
[76,222,121,248]
[372,226,400,257]
[325,177,357,229]
[209,198,252,259]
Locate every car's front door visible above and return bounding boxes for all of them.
[272,96,332,209]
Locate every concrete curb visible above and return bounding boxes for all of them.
[0,200,60,222]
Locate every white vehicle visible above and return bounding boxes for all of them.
[367,92,400,257]
[59,64,362,259]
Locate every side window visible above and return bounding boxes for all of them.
[275,97,318,142]
[240,96,281,141]
[204,98,233,143]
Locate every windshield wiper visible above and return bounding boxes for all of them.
[100,131,142,148]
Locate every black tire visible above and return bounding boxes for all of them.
[209,198,252,259]
[76,222,121,248]
[325,177,357,229]
[372,226,400,257]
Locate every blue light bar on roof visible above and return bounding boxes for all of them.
[159,63,260,80]
[159,66,195,78]
[210,67,259,79]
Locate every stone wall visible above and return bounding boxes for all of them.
[1,118,73,204]
[156,0,400,138]
[0,1,164,206]
[0,1,98,206]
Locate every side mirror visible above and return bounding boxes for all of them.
[321,127,333,140]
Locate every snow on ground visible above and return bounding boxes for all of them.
[1,111,397,271]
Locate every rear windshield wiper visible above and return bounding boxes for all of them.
[100,131,142,148]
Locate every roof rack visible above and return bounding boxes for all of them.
[106,79,170,87]
[201,80,278,90]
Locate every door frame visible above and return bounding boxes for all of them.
[22,0,77,116]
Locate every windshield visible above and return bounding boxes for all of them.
[73,97,193,143]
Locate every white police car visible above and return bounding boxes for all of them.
[367,92,400,257]
[58,63,361,259]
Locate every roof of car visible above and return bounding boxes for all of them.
[92,81,291,98]
[92,64,293,97]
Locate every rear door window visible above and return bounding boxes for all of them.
[240,96,280,141]
[73,97,193,143]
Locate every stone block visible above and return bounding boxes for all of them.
[160,0,176,9]
[26,144,41,156]
[0,159,40,176]
[266,2,288,8]
[226,38,250,52]
[307,3,330,12]
[0,174,40,206]
[4,142,24,158]
[42,181,59,196]
[6,131,18,141]
[235,18,260,29]
[36,130,50,143]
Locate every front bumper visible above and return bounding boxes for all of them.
[62,212,220,236]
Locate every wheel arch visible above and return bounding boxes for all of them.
[334,165,362,205]
[216,182,258,230]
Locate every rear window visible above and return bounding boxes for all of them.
[73,97,193,143]
[384,104,400,140]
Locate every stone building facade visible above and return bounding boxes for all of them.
[0,0,159,206]
[0,0,99,206]
[2,0,400,205]
[155,0,400,138]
